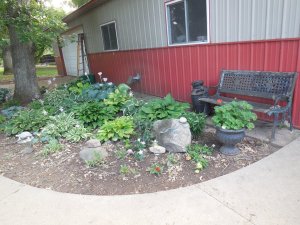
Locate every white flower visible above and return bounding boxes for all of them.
[221,125,227,129]
[137,138,141,142]
[141,141,146,145]
[52,77,56,81]
[84,72,88,75]
[59,107,64,112]
[212,144,216,148]
[64,84,68,89]
[75,124,80,128]
[98,72,102,76]
[42,110,48,116]
[138,150,143,155]
[47,80,52,85]
[103,78,108,82]
[129,91,133,97]
[99,83,103,87]
[108,82,113,86]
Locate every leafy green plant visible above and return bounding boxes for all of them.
[81,82,115,101]
[0,88,9,103]
[2,99,21,109]
[0,114,6,124]
[187,144,209,171]
[122,98,144,116]
[4,109,50,135]
[167,153,178,167]
[212,101,257,130]
[119,165,136,176]
[182,111,206,137]
[104,84,132,113]
[133,116,153,146]
[138,94,189,121]
[42,113,90,142]
[28,100,44,110]
[68,81,90,95]
[97,116,135,142]
[115,148,127,160]
[42,139,63,156]
[43,89,77,113]
[147,163,164,176]
[73,101,116,128]
[85,151,103,167]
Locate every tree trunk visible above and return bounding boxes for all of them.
[8,22,41,103]
[2,46,13,75]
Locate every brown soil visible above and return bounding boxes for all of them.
[0,127,278,196]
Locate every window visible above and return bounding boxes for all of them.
[100,21,119,51]
[166,0,209,45]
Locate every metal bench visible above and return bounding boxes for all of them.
[199,70,298,139]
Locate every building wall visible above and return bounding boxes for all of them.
[88,38,300,128]
[67,0,300,53]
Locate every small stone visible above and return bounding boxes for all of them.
[127,149,134,155]
[21,146,33,154]
[85,139,101,148]
[179,117,187,123]
[149,145,166,154]
[79,147,108,162]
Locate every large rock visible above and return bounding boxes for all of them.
[85,139,101,148]
[153,118,191,153]
[79,147,108,162]
[149,145,166,154]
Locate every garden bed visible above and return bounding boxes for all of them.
[0,127,278,196]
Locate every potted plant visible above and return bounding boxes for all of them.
[212,101,257,155]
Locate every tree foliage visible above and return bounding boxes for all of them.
[0,0,66,61]
[71,0,89,7]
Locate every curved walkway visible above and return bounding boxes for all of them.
[0,137,299,225]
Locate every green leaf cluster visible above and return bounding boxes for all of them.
[4,109,50,135]
[182,111,206,137]
[138,94,190,121]
[42,113,90,142]
[104,84,132,113]
[68,81,90,95]
[97,116,135,142]
[42,139,63,156]
[73,101,116,129]
[81,82,115,101]
[212,101,257,130]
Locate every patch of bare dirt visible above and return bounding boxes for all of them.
[0,128,278,195]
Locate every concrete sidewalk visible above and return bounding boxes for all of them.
[0,138,299,225]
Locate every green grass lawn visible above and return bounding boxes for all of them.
[0,65,58,82]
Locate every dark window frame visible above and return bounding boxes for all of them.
[166,0,210,46]
[100,21,119,51]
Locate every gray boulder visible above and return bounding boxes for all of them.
[85,139,101,148]
[153,118,191,153]
[79,147,108,162]
[149,145,166,154]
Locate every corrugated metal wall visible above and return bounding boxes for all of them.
[88,38,300,128]
[66,0,300,53]
[210,0,300,43]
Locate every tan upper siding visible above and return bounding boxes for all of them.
[67,0,167,53]
[210,0,300,43]
[66,0,300,53]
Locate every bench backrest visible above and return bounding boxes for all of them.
[218,70,298,100]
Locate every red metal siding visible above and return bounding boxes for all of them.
[88,38,300,128]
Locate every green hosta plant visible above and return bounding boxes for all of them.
[104,83,132,112]
[74,101,116,128]
[121,98,144,116]
[4,109,50,135]
[212,101,257,130]
[68,81,90,95]
[138,94,190,121]
[81,82,115,101]
[97,116,135,142]
[43,89,77,113]
[42,113,91,142]
[182,111,206,137]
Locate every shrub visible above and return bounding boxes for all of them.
[104,83,132,112]
[138,94,189,121]
[81,82,115,101]
[97,116,135,142]
[42,113,90,142]
[4,109,50,135]
[212,101,257,130]
[0,88,10,103]
[74,101,116,129]
[182,111,206,137]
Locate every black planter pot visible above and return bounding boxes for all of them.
[215,127,245,155]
